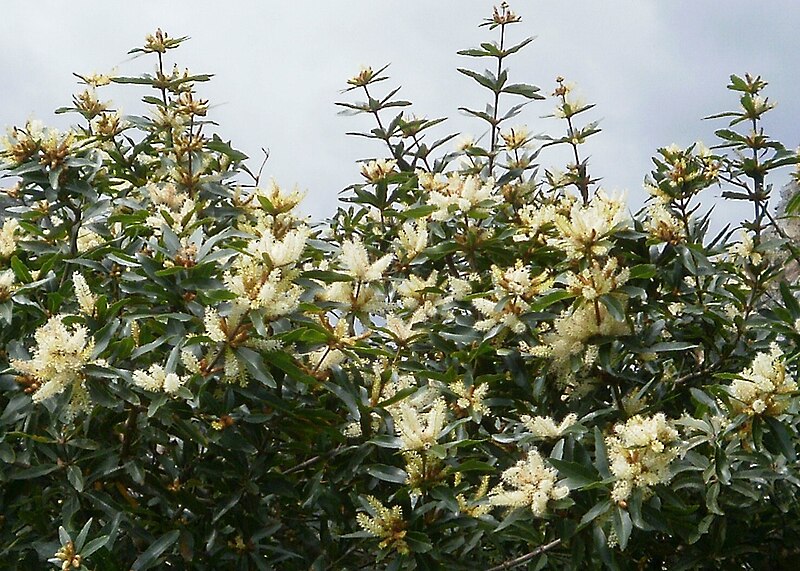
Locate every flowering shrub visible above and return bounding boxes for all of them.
[2,4,800,569]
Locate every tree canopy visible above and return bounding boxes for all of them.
[2,4,800,570]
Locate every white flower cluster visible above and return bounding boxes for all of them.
[544,303,628,366]
[383,314,419,344]
[396,219,428,259]
[730,344,796,416]
[513,202,558,244]
[473,262,553,333]
[500,125,531,151]
[72,272,97,316]
[644,201,684,244]
[11,315,95,403]
[235,182,309,245]
[360,158,397,183]
[0,268,15,301]
[340,237,393,282]
[565,258,630,302]
[132,363,187,395]
[0,218,20,259]
[303,316,369,378]
[392,396,448,451]
[522,413,578,439]
[727,230,763,266]
[550,190,628,260]
[606,413,679,501]
[203,303,282,384]
[76,226,104,252]
[451,380,489,415]
[224,226,307,317]
[489,449,569,516]
[1,120,77,168]
[373,368,415,409]
[396,271,441,323]
[323,237,393,314]
[243,180,306,214]
[356,496,409,554]
[456,475,492,517]
[144,182,197,234]
[425,173,499,221]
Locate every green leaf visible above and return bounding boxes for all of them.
[0,301,11,325]
[785,191,800,215]
[502,83,544,99]
[548,458,600,489]
[365,464,408,484]
[206,135,249,162]
[368,435,403,449]
[599,294,626,321]
[579,499,612,527]
[321,380,359,418]
[301,270,353,283]
[11,463,59,479]
[649,341,698,353]
[504,36,535,56]
[75,518,93,551]
[458,106,495,125]
[454,459,495,473]
[612,506,633,550]
[130,529,181,570]
[112,75,157,85]
[706,482,723,515]
[627,489,651,531]
[80,535,110,558]
[530,290,574,311]
[495,507,526,532]
[10,256,32,284]
[376,386,417,408]
[594,426,611,478]
[687,515,715,545]
[690,388,718,411]
[779,281,800,318]
[67,465,84,492]
[714,446,731,485]
[264,351,316,385]
[628,264,657,280]
[764,416,796,461]
[400,204,437,219]
[405,531,432,553]
[727,74,749,92]
[458,67,500,92]
[456,48,491,58]
[235,347,276,388]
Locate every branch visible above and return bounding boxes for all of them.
[282,445,344,475]
[120,406,141,459]
[487,539,562,571]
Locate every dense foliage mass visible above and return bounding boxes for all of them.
[2,4,800,569]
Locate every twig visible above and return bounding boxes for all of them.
[487,539,562,571]
[120,406,140,459]
[283,445,343,475]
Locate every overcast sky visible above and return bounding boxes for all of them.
[2,1,799,230]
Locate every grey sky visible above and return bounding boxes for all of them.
[2,2,799,230]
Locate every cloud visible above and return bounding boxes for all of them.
[2,1,798,229]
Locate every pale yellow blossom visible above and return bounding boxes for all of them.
[356,496,409,554]
[607,413,679,501]
[11,315,95,404]
[522,413,578,439]
[730,344,796,416]
[132,363,187,395]
[489,449,569,516]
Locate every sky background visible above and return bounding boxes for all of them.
[2,1,799,230]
